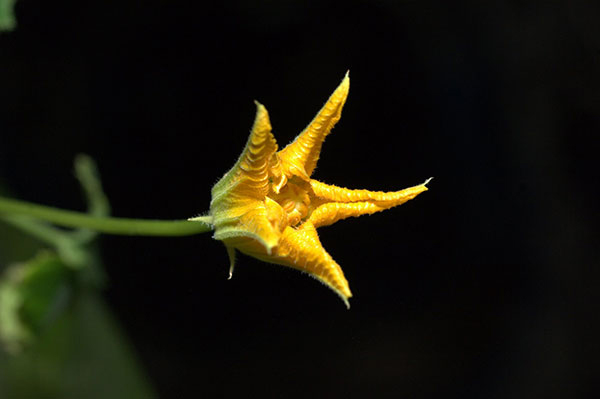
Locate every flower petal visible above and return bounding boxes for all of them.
[308,179,431,228]
[279,72,350,179]
[310,178,430,203]
[211,101,278,202]
[274,223,352,307]
[214,202,282,254]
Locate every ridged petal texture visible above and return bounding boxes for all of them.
[207,72,431,307]
[278,73,350,179]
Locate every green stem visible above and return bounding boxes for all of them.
[0,196,212,236]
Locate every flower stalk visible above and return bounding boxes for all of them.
[0,197,212,236]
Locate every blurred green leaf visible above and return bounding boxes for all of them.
[0,160,156,397]
[0,252,72,353]
[0,0,17,32]
[0,291,156,398]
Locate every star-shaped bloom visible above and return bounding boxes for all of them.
[203,72,430,308]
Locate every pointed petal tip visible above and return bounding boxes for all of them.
[343,297,351,309]
[334,287,352,309]
[250,100,272,132]
[326,282,351,309]
[331,73,350,104]
[329,72,349,97]
[253,100,266,112]
[340,72,350,89]
[226,245,236,280]
[253,101,271,119]
[423,177,434,190]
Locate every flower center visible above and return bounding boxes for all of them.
[269,181,311,227]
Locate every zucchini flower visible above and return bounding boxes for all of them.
[199,72,430,307]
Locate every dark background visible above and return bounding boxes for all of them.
[1,0,598,398]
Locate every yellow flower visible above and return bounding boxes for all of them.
[203,72,430,308]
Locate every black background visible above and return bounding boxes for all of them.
[1,1,598,398]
